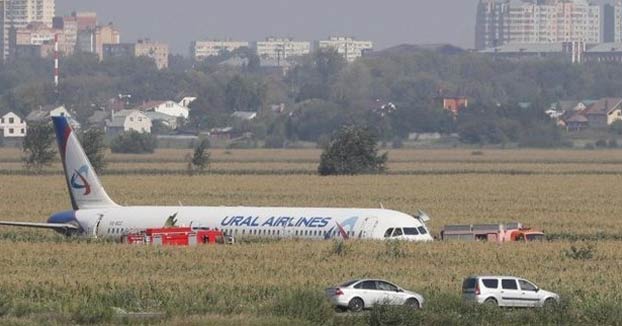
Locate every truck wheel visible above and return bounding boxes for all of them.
[484,298,498,307]
[405,298,420,309]
[348,297,364,312]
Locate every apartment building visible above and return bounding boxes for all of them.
[135,39,168,69]
[1,0,55,60]
[74,22,120,59]
[475,0,601,50]
[52,15,77,52]
[11,21,70,58]
[254,37,310,60]
[103,39,169,70]
[94,23,120,60]
[73,11,95,31]
[190,40,249,61]
[317,36,373,62]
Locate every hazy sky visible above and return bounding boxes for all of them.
[56,0,613,55]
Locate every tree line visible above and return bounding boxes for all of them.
[5,48,622,147]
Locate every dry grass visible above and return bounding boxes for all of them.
[1,148,622,324]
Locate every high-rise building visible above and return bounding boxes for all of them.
[1,0,55,60]
[190,40,250,61]
[475,0,601,50]
[604,4,616,43]
[254,37,310,60]
[317,36,373,62]
[475,0,509,50]
[1,1,6,60]
[604,1,622,43]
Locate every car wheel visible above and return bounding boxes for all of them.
[348,297,364,312]
[484,297,498,307]
[404,298,420,309]
[543,298,558,308]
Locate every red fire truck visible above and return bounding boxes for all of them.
[123,227,228,246]
[440,222,545,243]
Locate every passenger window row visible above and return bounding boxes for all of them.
[480,278,537,292]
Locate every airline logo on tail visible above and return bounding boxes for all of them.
[70,165,91,195]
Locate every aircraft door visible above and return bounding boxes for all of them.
[358,217,379,239]
[93,214,104,238]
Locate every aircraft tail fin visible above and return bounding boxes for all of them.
[52,116,118,210]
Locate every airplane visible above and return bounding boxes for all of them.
[0,117,433,242]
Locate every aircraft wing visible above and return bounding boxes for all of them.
[0,221,79,230]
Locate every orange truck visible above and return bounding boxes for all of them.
[440,222,544,242]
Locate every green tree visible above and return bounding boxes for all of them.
[110,131,156,154]
[225,75,266,111]
[318,126,388,176]
[78,128,107,173]
[610,120,622,135]
[287,48,346,102]
[22,122,56,171]
[186,138,210,175]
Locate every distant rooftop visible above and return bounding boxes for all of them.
[480,43,565,54]
[586,43,622,53]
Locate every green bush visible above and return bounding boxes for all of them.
[329,239,350,256]
[270,288,334,324]
[71,298,113,325]
[318,126,388,176]
[563,244,595,260]
[110,131,157,154]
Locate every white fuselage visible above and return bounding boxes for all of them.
[71,206,433,241]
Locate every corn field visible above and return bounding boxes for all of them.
[0,148,621,324]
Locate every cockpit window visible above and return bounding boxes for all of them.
[418,226,428,235]
[403,227,420,235]
[384,228,394,238]
[392,228,403,237]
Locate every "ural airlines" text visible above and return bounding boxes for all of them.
[221,216,331,228]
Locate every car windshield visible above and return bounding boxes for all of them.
[403,227,420,235]
[339,280,359,287]
[526,234,545,241]
[418,226,428,235]
[519,280,538,292]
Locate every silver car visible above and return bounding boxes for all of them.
[325,279,424,312]
[462,275,559,308]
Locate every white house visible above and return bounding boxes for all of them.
[106,110,152,136]
[135,101,189,119]
[232,111,258,121]
[179,97,197,108]
[0,112,27,138]
[25,105,81,129]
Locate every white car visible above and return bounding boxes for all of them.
[325,279,424,312]
[462,276,559,308]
